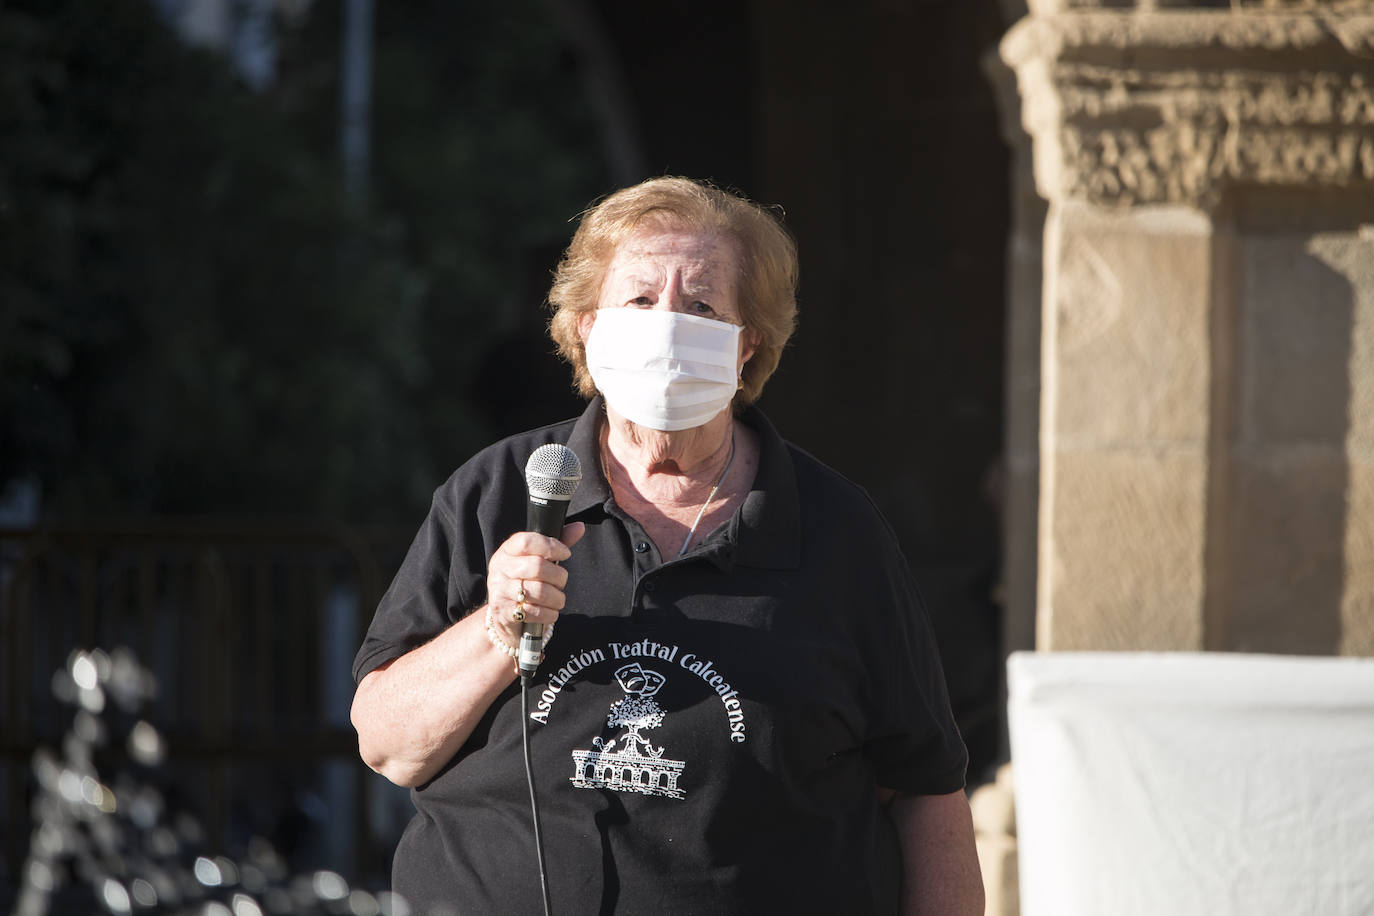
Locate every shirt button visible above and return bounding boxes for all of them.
[635,542,649,553]
[643,581,657,593]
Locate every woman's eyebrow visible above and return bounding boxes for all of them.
[617,269,661,287]
[683,277,725,297]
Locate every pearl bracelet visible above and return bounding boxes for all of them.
[484,605,553,662]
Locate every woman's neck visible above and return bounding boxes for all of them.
[600,407,735,507]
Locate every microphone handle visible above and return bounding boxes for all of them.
[518,496,572,677]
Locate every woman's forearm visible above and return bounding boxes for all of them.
[888,789,985,916]
[350,609,516,788]
[352,525,584,788]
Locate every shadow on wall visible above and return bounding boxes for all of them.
[1207,203,1358,654]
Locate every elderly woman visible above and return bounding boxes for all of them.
[350,177,983,915]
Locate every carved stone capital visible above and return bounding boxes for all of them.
[1000,7,1374,206]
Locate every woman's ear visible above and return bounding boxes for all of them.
[739,328,761,368]
[577,309,596,344]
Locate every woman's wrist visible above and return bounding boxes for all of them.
[483,604,554,667]
[484,605,519,659]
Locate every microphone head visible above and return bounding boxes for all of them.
[525,444,582,501]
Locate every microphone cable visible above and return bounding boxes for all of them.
[521,673,554,916]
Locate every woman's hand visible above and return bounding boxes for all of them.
[484,522,586,647]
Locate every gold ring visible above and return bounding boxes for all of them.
[512,606,526,623]
[516,582,528,605]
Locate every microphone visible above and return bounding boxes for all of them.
[520,444,582,677]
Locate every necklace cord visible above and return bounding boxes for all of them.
[678,428,735,558]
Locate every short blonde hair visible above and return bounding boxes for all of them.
[548,177,798,406]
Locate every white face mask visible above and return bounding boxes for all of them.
[585,308,743,432]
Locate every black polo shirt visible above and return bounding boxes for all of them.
[353,398,967,916]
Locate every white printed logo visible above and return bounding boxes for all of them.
[570,662,686,800]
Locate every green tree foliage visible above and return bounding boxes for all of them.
[0,0,606,522]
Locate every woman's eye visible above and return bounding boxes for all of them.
[630,296,653,306]
[691,301,714,314]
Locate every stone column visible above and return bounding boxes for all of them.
[998,1,1374,654]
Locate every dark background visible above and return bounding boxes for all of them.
[1,0,1012,902]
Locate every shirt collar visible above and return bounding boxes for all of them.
[565,398,610,518]
[563,396,801,570]
[733,405,801,570]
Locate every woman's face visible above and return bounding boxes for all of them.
[579,225,759,365]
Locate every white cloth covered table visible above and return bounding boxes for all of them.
[1008,651,1374,916]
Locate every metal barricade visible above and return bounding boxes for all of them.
[0,521,409,901]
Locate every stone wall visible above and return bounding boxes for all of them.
[983,3,1374,913]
